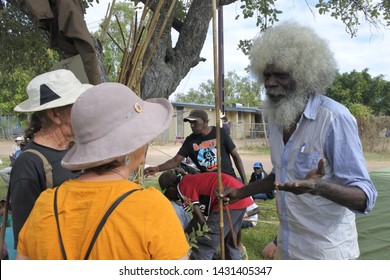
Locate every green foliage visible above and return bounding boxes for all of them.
[174,71,262,107]
[83,0,100,10]
[174,84,215,105]
[173,0,191,22]
[0,70,31,115]
[239,0,282,28]
[224,71,262,106]
[182,200,211,250]
[186,223,211,250]
[316,0,390,37]
[238,0,282,54]
[0,1,57,127]
[326,69,390,117]
[0,3,56,74]
[348,103,372,118]
[93,1,136,81]
[236,0,390,54]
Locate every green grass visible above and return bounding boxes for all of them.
[241,199,278,260]
[363,151,390,161]
[238,145,271,157]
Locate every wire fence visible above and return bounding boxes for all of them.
[230,122,269,142]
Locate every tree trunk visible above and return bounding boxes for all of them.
[140,0,237,100]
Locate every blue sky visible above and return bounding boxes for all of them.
[85,0,390,99]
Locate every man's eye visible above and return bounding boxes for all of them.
[277,73,290,79]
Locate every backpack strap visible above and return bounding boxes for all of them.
[54,187,141,260]
[23,149,53,188]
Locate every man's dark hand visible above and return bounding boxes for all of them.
[215,186,240,205]
[275,158,326,195]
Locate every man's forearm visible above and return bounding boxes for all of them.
[238,173,276,199]
[316,181,367,212]
[157,159,179,172]
[231,155,247,183]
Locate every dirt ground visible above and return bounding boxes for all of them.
[1,139,388,173]
[145,141,389,174]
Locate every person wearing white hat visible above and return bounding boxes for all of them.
[9,69,94,251]
[16,83,190,260]
[10,136,23,159]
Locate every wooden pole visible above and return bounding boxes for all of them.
[212,0,225,260]
[218,5,225,115]
[99,0,116,43]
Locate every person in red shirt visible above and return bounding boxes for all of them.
[159,169,253,260]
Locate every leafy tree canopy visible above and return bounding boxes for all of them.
[174,69,390,118]
[326,69,390,117]
[0,1,57,119]
[93,1,136,81]
[173,71,262,107]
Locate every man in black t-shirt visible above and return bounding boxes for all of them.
[144,109,248,260]
[144,109,247,184]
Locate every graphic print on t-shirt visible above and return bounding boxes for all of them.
[192,140,218,172]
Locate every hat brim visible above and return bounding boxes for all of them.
[14,84,94,112]
[62,98,173,171]
[183,117,198,122]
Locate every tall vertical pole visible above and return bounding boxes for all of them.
[218,5,225,117]
[212,0,225,260]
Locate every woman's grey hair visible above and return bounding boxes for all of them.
[249,21,337,94]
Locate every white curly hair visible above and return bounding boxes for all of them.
[249,21,338,94]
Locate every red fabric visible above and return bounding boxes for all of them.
[178,173,253,212]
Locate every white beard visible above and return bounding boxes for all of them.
[263,89,308,131]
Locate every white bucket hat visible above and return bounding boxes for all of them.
[14,69,94,112]
[62,82,173,170]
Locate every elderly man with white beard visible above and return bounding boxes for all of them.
[219,21,377,260]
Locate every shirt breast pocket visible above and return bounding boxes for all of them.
[294,151,321,180]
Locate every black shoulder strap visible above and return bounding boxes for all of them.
[23,149,53,188]
[54,188,141,260]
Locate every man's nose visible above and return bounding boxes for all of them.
[265,77,278,88]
